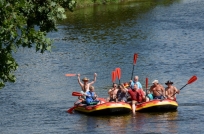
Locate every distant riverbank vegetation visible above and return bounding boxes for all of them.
[75,0,137,8]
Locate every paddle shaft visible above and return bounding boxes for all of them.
[155,90,166,99]
[146,78,148,97]
[131,65,135,80]
[171,83,187,97]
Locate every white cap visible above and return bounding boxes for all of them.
[152,80,159,84]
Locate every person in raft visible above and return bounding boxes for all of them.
[128,83,146,115]
[77,73,97,103]
[130,76,143,90]
[146,89,153,101]
[150,80,166,99]
[86,86,100,105]
[107,83,118,102]
[116,84,128,102]
[165,80,179,101]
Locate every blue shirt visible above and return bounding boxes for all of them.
[131,81,142,89]
[86,91,96,104]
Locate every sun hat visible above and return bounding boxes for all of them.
[152,80,159,84]
[82,77,89,81]
[165,80,173,85]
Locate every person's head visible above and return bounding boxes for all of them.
[133,84,139,90]
[82,77,89,83]
[118,84,124,90]
[152,80,159,86]
[134,76,139,82]
[112,83,118,89]
[89,86,95,92]
[165,80,173,87]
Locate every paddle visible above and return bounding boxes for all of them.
[67,106,76,114]
[146,78,148,96]
[116,68,121,84]
[68,92,84,114]
[171,75,197,97]
[65,73,96,77]
[112,70,116,83]
[65,74,77,77]
[131,53,138,80]
[72,92,83,96]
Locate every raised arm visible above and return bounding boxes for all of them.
[89,73,97,85]
[77,74,83,88]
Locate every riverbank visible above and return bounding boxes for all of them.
[75,0,139,9]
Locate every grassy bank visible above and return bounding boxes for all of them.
[75,0,138,8]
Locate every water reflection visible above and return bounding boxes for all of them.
[59,0,181,44]
[129,112,179,133]
[74,115,132,133]
[73,111,179,133]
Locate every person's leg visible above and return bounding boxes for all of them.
[132,100,136,116]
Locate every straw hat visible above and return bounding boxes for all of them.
[82,77,89,81]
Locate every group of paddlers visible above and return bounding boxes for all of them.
[76,73,180,114]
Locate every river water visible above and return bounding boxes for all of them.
[1,0,204,133]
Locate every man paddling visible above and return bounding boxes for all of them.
[150,80,166,99]
[165,80,179,101]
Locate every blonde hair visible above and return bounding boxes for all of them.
[89,86,94,90]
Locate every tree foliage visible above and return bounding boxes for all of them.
[0,0,76,89]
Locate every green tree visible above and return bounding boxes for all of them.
[0,0,76,89]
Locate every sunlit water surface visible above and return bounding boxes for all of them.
[1,0,204,133]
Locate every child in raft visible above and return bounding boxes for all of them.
[86,86,101,105]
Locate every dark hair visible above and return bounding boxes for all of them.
[112,83,117,88]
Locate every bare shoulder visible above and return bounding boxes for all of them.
[173,86,178,90]
[159,84,164,87]
[150,85,154,89]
